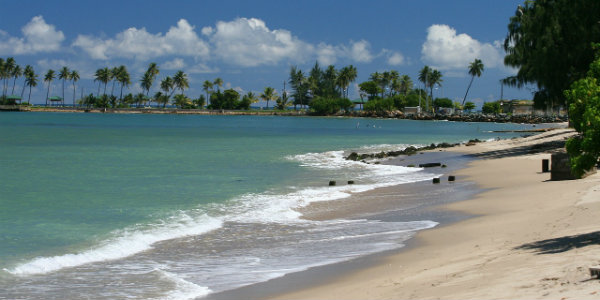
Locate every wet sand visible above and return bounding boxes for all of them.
[266,128,600,299]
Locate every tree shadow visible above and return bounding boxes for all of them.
[515,231,600,254]
[468,139,566,160]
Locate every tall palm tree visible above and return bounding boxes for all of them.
[260,86,277,109]
[3,57,16,97]
[110,66,119,97]
[25,69,38,104]
[428,69,443,112]
[94,67,110,96]
[202,80,213,106]
[11,64,23,96]
[70,70,80,107]
[116,65,130,102]
[213,77,223,92]
[418,66,431,110]
[140,72,153,99]
[462,58,485,106]
[173,71,189,94]
[161,76,175,105]
[399,75,413,95]
[336,65,358,99]
[44,69,56,106]
[21,65,34,99]
[58,66,70,106]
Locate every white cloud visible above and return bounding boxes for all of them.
[316,43,337,65]
[346,40,373,63]
[162,58,186,70]
[203,18,313,67]
[0,16,65,55]
[421,24,502,71]
[73,19,209,61]
[387,51,405,66]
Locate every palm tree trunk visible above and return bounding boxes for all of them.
[462,76,475,106]
[28,86,32,104]
[73,83,76,108]
[46,85,50,106]
[62,80,65,107]
[20,81,26,99]
[11,77,17,95]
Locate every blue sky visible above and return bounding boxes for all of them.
[0,0,533,107]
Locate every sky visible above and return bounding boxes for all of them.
[0,0,534,107]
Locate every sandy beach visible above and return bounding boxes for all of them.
[269,128,600,299]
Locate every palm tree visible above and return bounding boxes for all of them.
[94,67,110,96]
[398,75,413,95]
[3,57,16,97]
[110,66,119,97]
[10,64,23,96]
[140,72,153,100]
[462,58,484,106]
[44,69,56,106]
[116,65,130,102]
[202,80,213,106]
[70,70,80,108]
[260,86,277,109]
[173,71,189,94]
[213,77,223,92]
[21,65,33,99]
[161,76,175,106]
[58,66,70,106]
[25,69,38,104]
[336,65,358,99]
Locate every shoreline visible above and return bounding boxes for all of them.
[3,106,566,124]
[262,128,600,299]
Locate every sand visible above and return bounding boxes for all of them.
[271,128,600,299]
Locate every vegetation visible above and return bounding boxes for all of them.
[463,101,476,113]
[504,0,600,110]
[564,45,600,178]
[462,59,484,106]
[481,102,501,114]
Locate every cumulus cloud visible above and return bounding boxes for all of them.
[421,24,502,71]
[386,51,405,66]
[0,16,65,55]
[346,40,373,63]
[73,19,209,60]
[162,58,186,70]
[202,18,313,67]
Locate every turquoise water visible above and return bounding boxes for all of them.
[0,112,549,298]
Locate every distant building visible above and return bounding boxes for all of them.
[404,106,421,115]
[499,99,534,115]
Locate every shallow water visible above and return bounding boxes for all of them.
[0,112,553,299]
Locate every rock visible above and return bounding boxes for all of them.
[448,175,456,181]
[419,163,442,168]
[348,180,355,184]
[433,178,441,184]
[329,180,336,186]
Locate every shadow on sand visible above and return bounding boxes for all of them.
[515,231,600,254]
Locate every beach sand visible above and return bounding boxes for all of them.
[269,128,600,299]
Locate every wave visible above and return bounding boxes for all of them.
[153,269,212,300]
[6,213,222,276]
[6,145,440,277]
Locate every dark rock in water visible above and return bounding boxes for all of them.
[432,178,441,184]
[419,162,442,168]
[347,152,359,161]
[348,180,355,184]
[407,164,415,167]
[441,164,447,168]
[329,180,336,186]
[448,175,456,181]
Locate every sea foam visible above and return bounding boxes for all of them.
[6,213,222,276]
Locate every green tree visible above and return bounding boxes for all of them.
[2,57,16,97]
[25,68,38,104]
[565,45,600,177]
[202,80,213,106]
[44,69,56,106]
[70,70,80,107]
[95,67,111,96]
[482,102,501,114]
[260,86,277,109]
[10,64,22,96]
[358,81,381,100]
[462,58,484,105]
[116,65,130,102]
[173,93,192,108]
[289,66,309,109]
[504,0,600,110]
[463,101,476,112]
[433,97,453,108]
[213,77,223,92]
[337,65,357,98]
[173,70,189,94]
[21,65,33,99]
[160,76,174,107]
[58,66,70,106]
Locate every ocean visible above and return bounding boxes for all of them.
[0,112,553,299]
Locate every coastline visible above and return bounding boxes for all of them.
[263,128,600,299]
